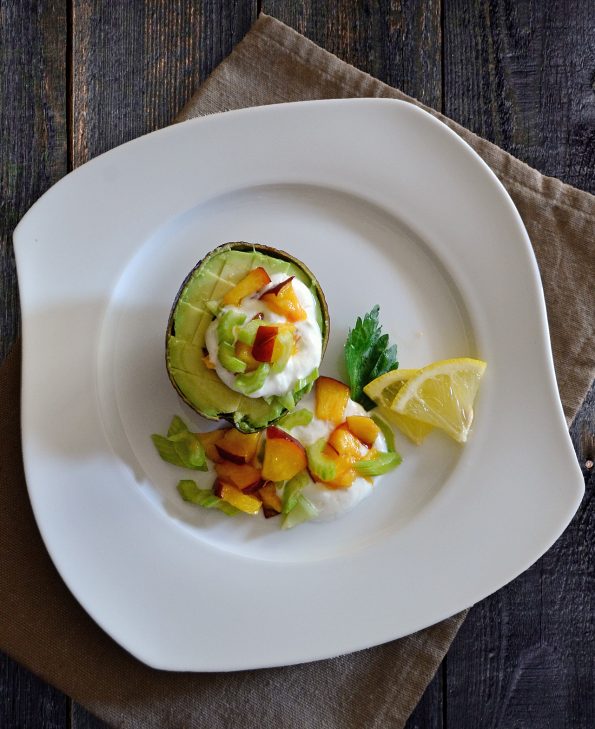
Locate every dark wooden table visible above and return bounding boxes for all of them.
[1,2,593,727]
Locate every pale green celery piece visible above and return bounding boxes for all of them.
[296,367,319,391]
[277,408,313,430]
[218,341,247,374]
[370,413,396,452]
[270,329,294,374]
[281,494,318,529]
[274,390,295,412]
[355,451,402,477]
[151,431,207,470]
[217,309,246,344]
[235,363,270,394]
[167,415,188,437]
[177,480,239,516]
[282,470,310,514]
[205,300,220,316]
[236,319,261,345]
[306,437,337,481]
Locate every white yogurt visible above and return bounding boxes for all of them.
[281,393,388,522]
[205,274,322,398]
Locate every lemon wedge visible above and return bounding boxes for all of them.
[392,358,487,443]
[363,369,434,445]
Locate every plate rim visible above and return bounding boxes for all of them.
[13,98,584,671]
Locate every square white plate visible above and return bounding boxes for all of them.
[14,99,583,671]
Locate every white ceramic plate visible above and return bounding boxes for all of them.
[14,99,583,671]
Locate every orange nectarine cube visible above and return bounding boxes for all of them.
[216,481,262,514]
[216,429,260,464]
[346,416,380,447]
[222,267,271,307]
[259,277,306,322]
[315,377,350,424]
[328,424,366,461]
[257,481,283,514]
[196,429,227,462]
[214,461,263,491]
[235,341,260,371]
[261,426,307,481]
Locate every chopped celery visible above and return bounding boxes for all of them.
[282,470,310,514]
[236,319,261,345]
[151,430,207,470]
[275,390,295,412]
[296,367,318,392]
[235,363,270,394]
[270,329,294,374]
[370,414,396,452]
[355,451,402,477]
[177,480,239,516]
[282,494,318,529]
[218,341,247,374]
[306,437,337,482]
[167,415,188,437]
[277,408,313,430]
[217,309,246,344]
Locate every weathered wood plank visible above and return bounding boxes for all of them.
[0,654,69,729]
[71,703,107,729]
[443,0,595,192]
[0,0,69,723]
[264,0,443,109]
[71,0,258,164]
[444,0,595,726]
[0,0,68,362]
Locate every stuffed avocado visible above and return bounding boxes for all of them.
[166,242,329,432]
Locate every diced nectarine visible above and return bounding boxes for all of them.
[262,426,307,481]
[316,442,357,488]
[196,429,227,462]
[328,423,366,461]
[315,377,350,424]
[259,277,306,322]
[214,461,263,492]
[346,416,381,446]
[216,429,260,464]
[215,480,262,514]
[235,341,259,372]
[252,325,278,362]
[222,267,271,307]
[324,468,358,489]
[257,481,283,516]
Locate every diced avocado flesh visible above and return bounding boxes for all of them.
[167,245,326,431]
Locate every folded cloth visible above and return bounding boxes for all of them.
[1,13,593,729]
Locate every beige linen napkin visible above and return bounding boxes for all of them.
[1,14,593,729]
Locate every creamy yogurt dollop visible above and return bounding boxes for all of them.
[280,392,388,522]
[205,274,322,399]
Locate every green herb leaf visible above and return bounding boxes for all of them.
[344,305,398,409]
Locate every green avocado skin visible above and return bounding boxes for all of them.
[166,242,329,433]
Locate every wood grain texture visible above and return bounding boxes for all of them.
[443,1,595,726]
[264,0,442,108]
[443,0,595,192]
[0,0,68,722]
[72,0,257,164]
[0,655,68,729]
[0,0,68,362]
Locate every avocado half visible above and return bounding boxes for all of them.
[166,242,329,432]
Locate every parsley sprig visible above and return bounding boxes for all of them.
[344,305,399,409]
